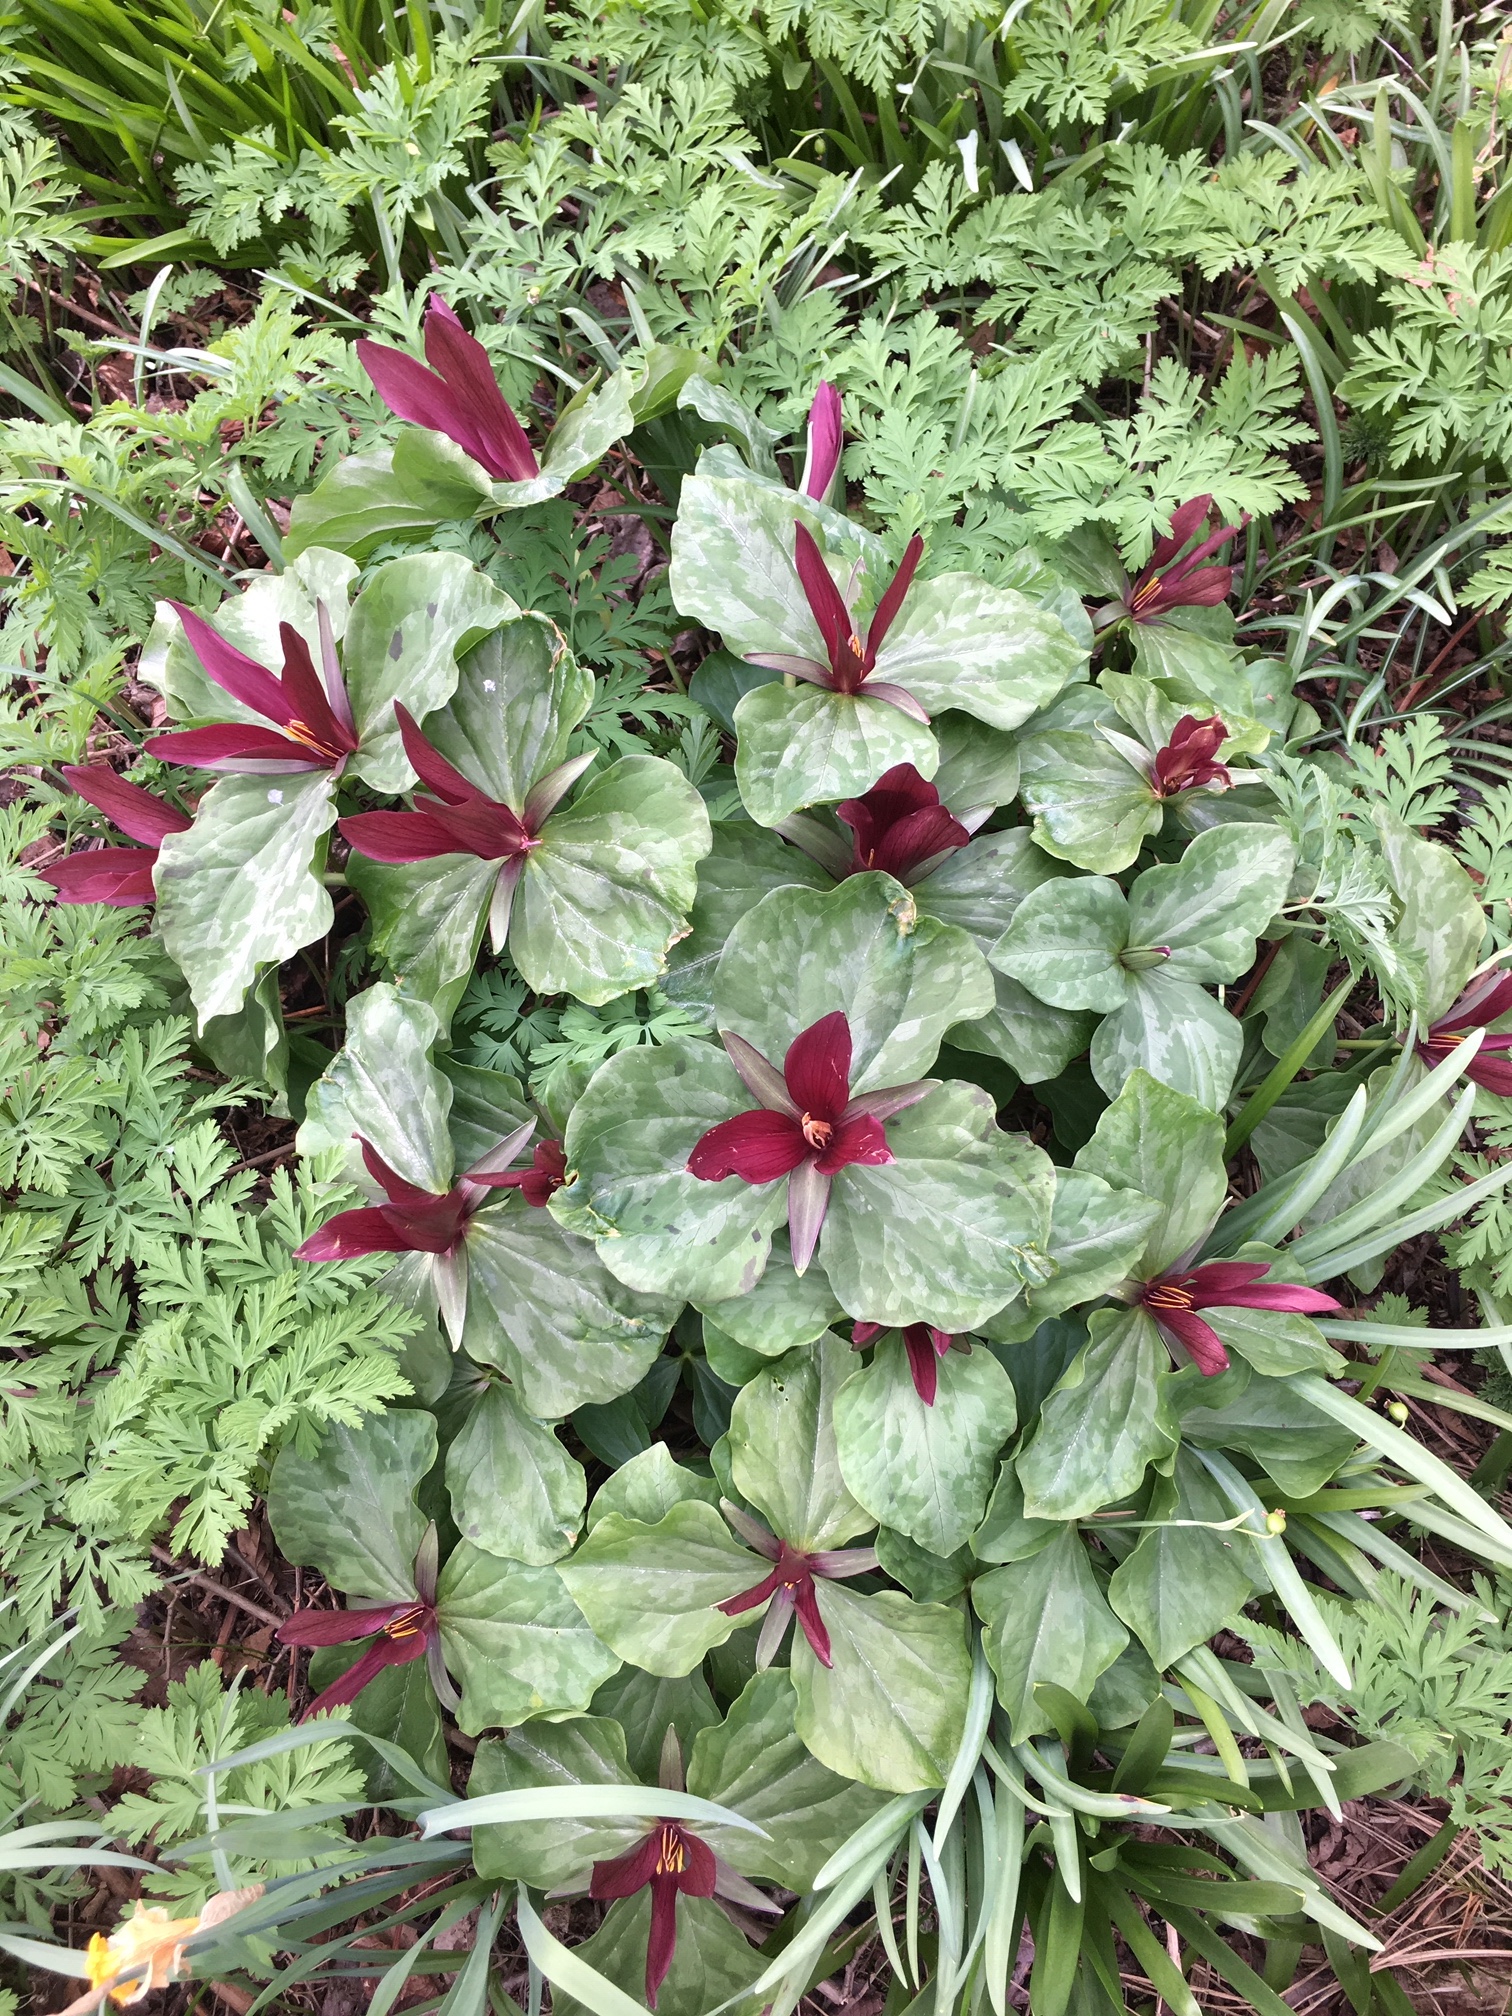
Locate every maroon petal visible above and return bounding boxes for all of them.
[902,1324,952,1406]
[1470,1054,1512,1095]
[1153,562,1233,611]
[688,1110,809,1183]
[1151,1304,1230,1376]
[278,1602,411,1647]
[394,703,479,806]
[792,1576,833,1666]
[357,1136,440,1211]
[422,294,539,483]
[851,802,969,880]
[300,1629,429,1721]
[294,1207,420,1260]
[851,1321,884,1346]
[794,524,854,680]
[338,809,473,864]
[490,1140,567,1207]
[591,1832,664,1902]
[862,533,923,667]
[43,849,159,906]
[145,725,328,772]
[717,1564,784,1619]
[277,623,355,756]
[645,1879,678,2009]
[357,337,502,476]
[815,1114,892,1174]
[801,381,843,499]
[61,764,191,844]
[678,1831,717,1897]
[783,1010,852,1124]
[1149,495,1214,571]
[1179,1261,1269,1296]
[169,601,299,728]
[1432,972,1512,1034]
[1196,1281,1342,1315]
[424,795,535,861]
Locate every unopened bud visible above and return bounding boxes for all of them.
[1265,1508,1287,1536]
[1385,1399,1409,1425]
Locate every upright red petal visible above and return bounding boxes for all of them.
[491,1140,567,1207]
[357,338,493,466]
[688,1110,810,1183]
[791,1575,833,1666]
[801,381,843,499]
[394,704,480,806]
[862,534,923,668]
[902,1324,952,1406]
[793,524,855,682]
[61,765,191,845]
[169,601,299,729]
[357,1137,440,1211]
[43,849,159,906]
[1149,495,1213,571]
[276,623,355,756]
[1432,972,1512,1034]
[783,1011,853,1126]
[422,295,539,483]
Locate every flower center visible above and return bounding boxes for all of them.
[801,1112,833,1149]
[656,1828,687,1877]
[384,1605,429,1640]
[1145,1282,1194,1311]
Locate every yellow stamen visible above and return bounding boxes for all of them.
[656,1827,687,1877]
[800,1113,833,1149]
[1145,1283,1194,1311]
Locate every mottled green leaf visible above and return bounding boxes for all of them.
[297,983,453,1191]
[1074,1069,1225,1273]
[733,681,938,829]
[591,1666,721,1782]
[558,1502,759,1677]
[1378,819,1485,1023]
[513,755,713,1005]
[436,1545,620,1736]
[971,1463,1059,1563]
[462,1197,678,1417]
[695,1232,842,1355]
[1029,1168,1162,1318]
[349,850,495,1033]
[1128,825,1295,985]
[974,1526,1128,1738]
[1017,728,1161,874]
[267,1410,434,1602]
[834,1336,1017,1556]
[869,573,1082,730]
[1016,1306,1178,1521]
[426,614,591,812]
[991,876,1130,1013]
[792,1584,970,1792]
[553,1892,763,2016]
[714,874,993,1093]
[446,1383,586,1564]
[154,768,337,1030]
[587,1445,721,1530]
[727,1334,872,1551]
[469,1717,641,1887]
[820,1082,1056,1331]
[915,826,1070,953]
[284,436,493,563]
[661,822,829,1024]
[343,553,518,793]
[553,1039,787,1303]
[1107,1454,1256,1668]
[689,1669,887,1884]
[1091,969,1242,1107]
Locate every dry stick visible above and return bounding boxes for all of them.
[149,1547,287,1630]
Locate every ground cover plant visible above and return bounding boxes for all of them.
[4,0,1512,2012]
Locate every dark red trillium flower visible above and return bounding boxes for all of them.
[1125,495,1240,623]
[294,1126,537,1263]
[43,765,191,906]
[357,294,539,485]
[836,764,970,881]
[851,1320,960,1406]
[799,381,842,500]
[340,707,591,951]
[687,1011,931,1272]
[1139,1261,1341,1377]
[747,528,928,723]
[1151,715,1231,797]
[590,1824,716,2009]
[490,1138,567,1207]
[716,1502,877,1670]
[148,602,359,775]
[278,1528,458,1719]
[1418,972,1512,1095]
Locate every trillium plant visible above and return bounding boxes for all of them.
[46,358,1512,2016]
